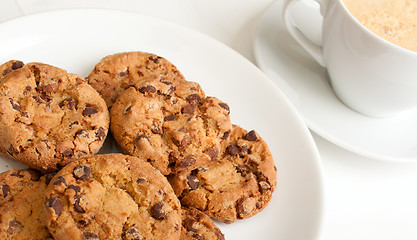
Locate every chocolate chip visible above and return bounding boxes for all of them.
[226,144,239,156]
[236,198,248,216]
[138,85,156,94]
[164,114,177,121]
[1,184,10,198]
[244,130,258,141]
[221,131,230,140]
[186,94,201,104]
[74,195,85,213]
[150,202,166,220]
[259,181,271,193]
[77,219,90,228]
[45,197,63,216]
[192,233,203,240]
[204,147,218,160]
[176,155,196,168]
[184,217,198,232]
[187,175,199,190]
[137,71,144,77]
[136,178,147,183]
[75,129,89,138]
[160,80,172,85]
[11,61,24,70]
[124,228,141,240]
[181,104,196,115]
[73,165,91,180]
[25,86,32,91]
[134,134,149,145]
[84,232,99,239]
[38,83,58,93]
[59,98,78,110]
[7,220,22,235]
[149,55,160,64]
[82,106,98,117]
[54,176,67,186]
[3,68,12,75]
[118,69,129,76]
[62,149,74,158]
[9,98,20,111]
[235,165,248,177]
[39,93,53,102]
[151,123,163,135]
[68,184,81,192]
[96,127,106,140]
[218,102,230,114]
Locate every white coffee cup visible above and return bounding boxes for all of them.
[282,0,417,118]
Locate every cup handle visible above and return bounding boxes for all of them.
[282,0,328,67]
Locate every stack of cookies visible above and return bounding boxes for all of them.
[0,52,277,239]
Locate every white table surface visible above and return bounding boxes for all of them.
[2,0,417,239]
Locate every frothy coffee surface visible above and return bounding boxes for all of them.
[343,0,417,52]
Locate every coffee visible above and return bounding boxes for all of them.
[343,0,417,52]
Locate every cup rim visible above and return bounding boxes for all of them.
[337,0,417,55]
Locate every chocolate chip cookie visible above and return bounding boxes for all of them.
[44,153,182,240]
[0,61,110,172]
[86,51,187,107]
[181,207,225,240]
[169,125,277,224]
[0,169,54,239]
[110,79,231,175]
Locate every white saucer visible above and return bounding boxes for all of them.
[253,0,417,162]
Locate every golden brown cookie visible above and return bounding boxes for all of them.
[44,153,182,240]
[169,125,277,224]
[110,79,231,175]
[86,51,187,107]
[0,169,54,239]
[0,61,110,172]
[181,207,225,240]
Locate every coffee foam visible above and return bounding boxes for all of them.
[343,0,417,52]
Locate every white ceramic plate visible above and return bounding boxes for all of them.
[253,0,417,162]
[0,9,323,240]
